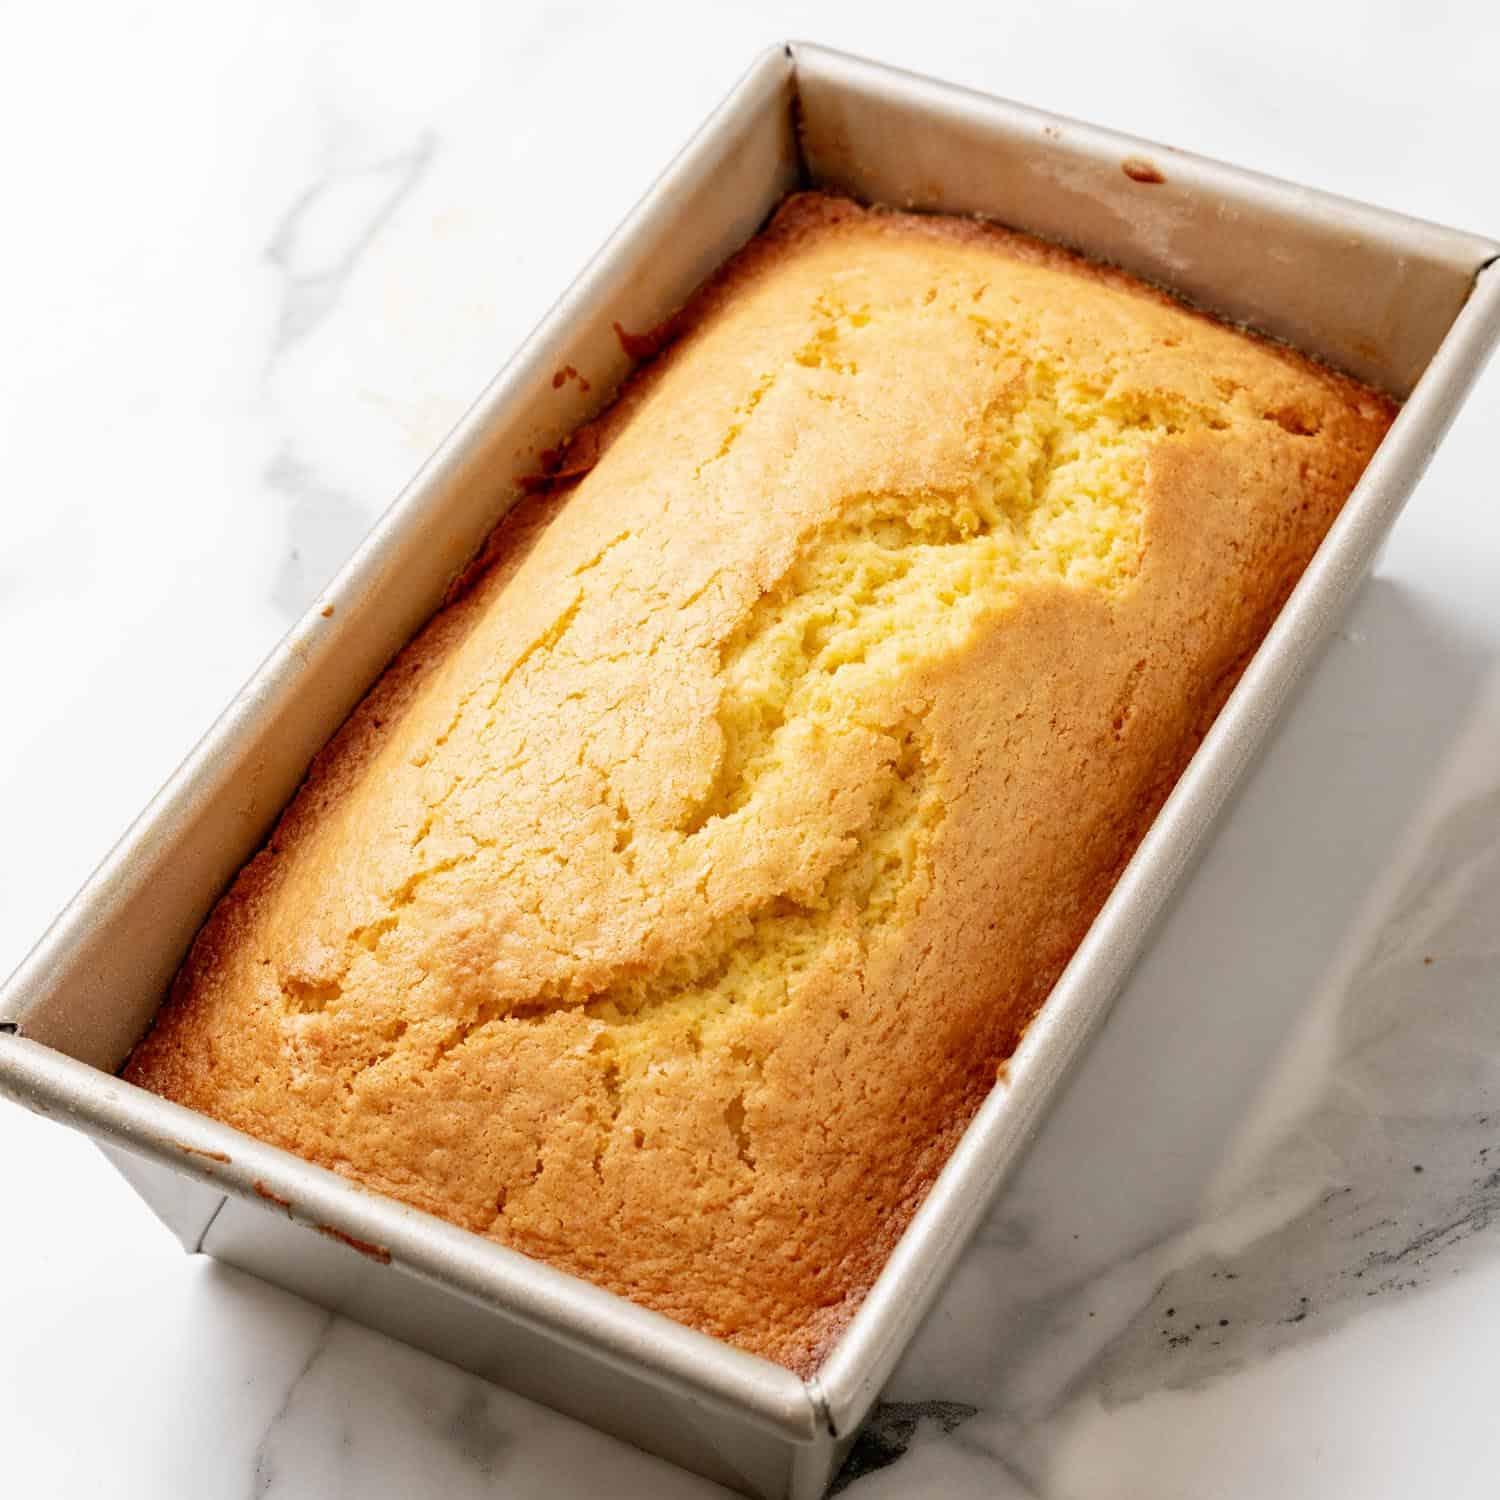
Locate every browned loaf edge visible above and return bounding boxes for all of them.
[124,193,1397,1373]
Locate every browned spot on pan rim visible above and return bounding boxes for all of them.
[254,1180,293,1212]
[174,1141,231,1164]
[612,312,687,362]
[1121,157,1166,185]
[316,1224,392,1264]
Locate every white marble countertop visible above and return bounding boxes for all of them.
[4,3,1499,1496]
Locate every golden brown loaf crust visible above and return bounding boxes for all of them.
[125,193,1396,1372]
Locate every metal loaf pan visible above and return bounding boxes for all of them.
[2,41,1497,1500]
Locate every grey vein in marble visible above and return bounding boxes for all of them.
[265,132,437,355]
[1093,778,1500,1404]
[832,1402,979,1494]
[243,1308,720,1500]
[266,446,372,618]
[260,132,439,619]
[248,1316,515,1499]
[250,1309,338,1498]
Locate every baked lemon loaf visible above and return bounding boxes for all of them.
[125,193,1395,1371]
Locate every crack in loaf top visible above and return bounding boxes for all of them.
[124,192,1395,1372]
